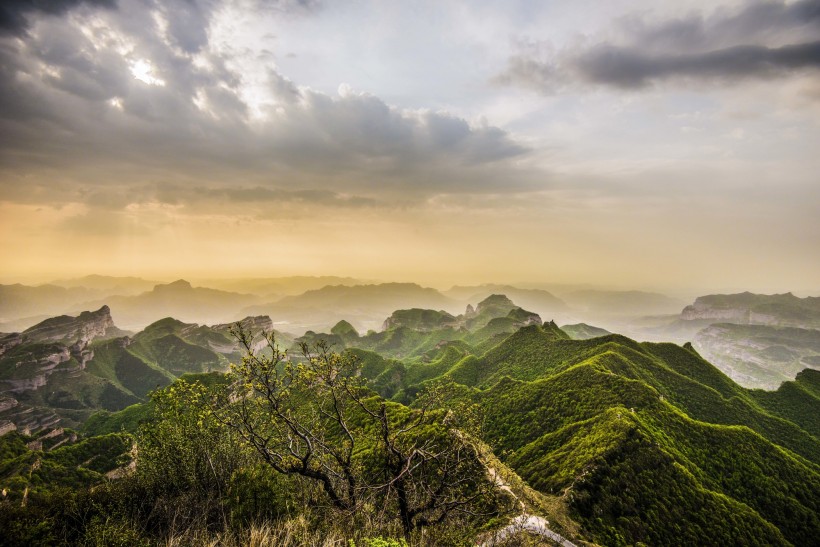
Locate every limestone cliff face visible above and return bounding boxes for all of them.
[234,315,274,334]
[0,420,16,436]
[680,293,820,329]
[0,397,18,412]
[0,333,24,358]
[21,305,115,345]
[211,315,274,353]
[382,309,458,332]
[682,301,750,322]
[1,346,72,393]
[0,307,117,394]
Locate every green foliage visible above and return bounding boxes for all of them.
[129,333,223,376]
[751,368,820,437]
[351,537,409,547]
[86,339,173,399]
[331,319,360,340]
[0,432,132,500]
[215,331,508,539]
[135,378,248,502]
[0,430,29,461]
[82,516,151,547]
[560,323,612,340]
[441,334,820,546]
[2,310,819,546]
[572,427,789,546]
[225,464,297,526]
[83,402,154,436]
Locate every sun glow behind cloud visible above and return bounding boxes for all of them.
[129,59,165,85]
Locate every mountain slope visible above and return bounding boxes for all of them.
[50,275,160,295]
[444,333,820,546]
[2,299,818,545]
[560,323,611,340]
[307,315,816,545]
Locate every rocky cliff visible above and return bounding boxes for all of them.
[382,309,458,331]
[21,305,117,345]
[681,292,820,328]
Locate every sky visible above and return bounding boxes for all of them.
[0,0,818,293]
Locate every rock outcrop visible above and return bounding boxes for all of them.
[681,292,820,329]
[21,305,116,345]
[475,294,517,315]
[0,420,16,436]
[382,309,458,331]
[0,332,24,358]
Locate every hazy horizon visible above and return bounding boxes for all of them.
[1,1,818,293]
[1,272,818,300]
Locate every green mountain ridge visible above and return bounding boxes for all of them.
[435,326,819,545]
[259,296,820,543]
[2,294,818,545]
[560,322,612,340]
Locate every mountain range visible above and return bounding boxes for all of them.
[84,279,261,330]
[0,305,279,434]
[4,277,819,392]
[1,291,818,544]
[243,282,460,334]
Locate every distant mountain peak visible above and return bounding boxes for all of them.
[331,320,359,339]
[154,279,193,291]
[476,294,515,311]
[478,294,514,306]
[76,304,110,316]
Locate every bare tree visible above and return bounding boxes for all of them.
[213,325,505,538]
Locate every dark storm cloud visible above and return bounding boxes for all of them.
[574,40,820,89]
[0,0,117,35]
[621,0,820,51]
[162,0,216,54]
[0,0,532,209]
[258,75,528,174]
[498,0,820,91]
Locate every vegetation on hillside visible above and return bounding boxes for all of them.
[1,296,818,545]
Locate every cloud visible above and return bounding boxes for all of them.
[0,0,117,35]
[497,0,820,91]
[257,74,528,175]
[152,182,381,209]
[0,0,530,209]
[573,40,820,89]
